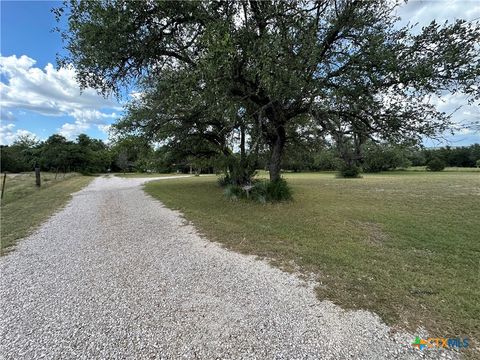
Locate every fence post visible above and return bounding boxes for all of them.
[1,173,6,199]
[35,165,41,187]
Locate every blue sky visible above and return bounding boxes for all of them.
[1,0,121,144]
[0,0,479,146]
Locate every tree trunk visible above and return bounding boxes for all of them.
[240,123,246,164]
[269,125,286,182]
[353,131,366,166]
[239,123,249,185]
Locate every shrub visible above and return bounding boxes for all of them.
[223,178,292,202]
[223,184,243,201]
[426,158,446,171]
[217,174,232,187]
[250,181,268,204]
[266,178,292,201]
[250,178,292,202]
[338,163,362,178]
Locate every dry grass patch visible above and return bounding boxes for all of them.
[1,172,93,253]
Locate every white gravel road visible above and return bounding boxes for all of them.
[0,176,455,359]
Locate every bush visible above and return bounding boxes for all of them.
[223,184,243,201]
[250,181,268,204]
[337,163,362,178]
[265,178,292,201]
[426,158,446,171]
[223,178,292,202]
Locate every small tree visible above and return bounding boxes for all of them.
[476,159,480,168]
[426,158,446,171]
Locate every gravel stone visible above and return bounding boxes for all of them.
[0,176,458,359]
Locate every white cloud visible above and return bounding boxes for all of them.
[428,92,480,133]
[69,109,118,123]
[97,124,112,134]
[0,123,38,145]
[0,54,121,139]
[58,120,90,139]
[129,91,145,101]
[0,55,119,115]
[396,0,480,27]
[57,110,118,139]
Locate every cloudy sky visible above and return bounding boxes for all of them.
[0,0,121,145]
[1,0,479,145]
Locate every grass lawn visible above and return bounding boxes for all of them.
[1,172,93,254]
[114,172,192,178]
[408,166,480,172]
[145,171,480,343]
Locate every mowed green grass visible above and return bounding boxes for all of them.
[114,173,192,178]
[409,166,480,172]
[145,171,480,341]
[1,172,93,253]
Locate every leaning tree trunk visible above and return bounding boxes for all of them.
[269,125,286,182]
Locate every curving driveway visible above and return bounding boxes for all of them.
[0,176,451,359]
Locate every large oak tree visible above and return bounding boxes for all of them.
[57,0,479,183]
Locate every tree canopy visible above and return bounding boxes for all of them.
[56,0,480,185]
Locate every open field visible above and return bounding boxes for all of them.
[0,172,93,253]
[145,171,480,343]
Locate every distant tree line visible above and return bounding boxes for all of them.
[2,132,478,175]
[1,134,111,174]
[0,133,216,174]
[280,142,480,173]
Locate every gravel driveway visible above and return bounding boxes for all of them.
[0,176,454,359]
